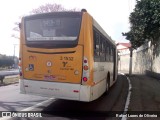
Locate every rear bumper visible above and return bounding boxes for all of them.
[20,79,91,102]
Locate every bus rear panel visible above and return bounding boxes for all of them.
[19,11,117,102]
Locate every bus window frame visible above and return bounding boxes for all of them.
[23,12,82,49]
[93,26,116,63]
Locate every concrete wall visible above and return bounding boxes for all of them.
[118,40,160,76]
[118,53,130,72]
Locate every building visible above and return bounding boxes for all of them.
[116,42,131,72]
[116,42,131,55]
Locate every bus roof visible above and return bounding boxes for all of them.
[23,11,82,19]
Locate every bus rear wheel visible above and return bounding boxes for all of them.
[105,75,110,95]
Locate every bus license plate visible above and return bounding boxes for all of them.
[44,75,56,80]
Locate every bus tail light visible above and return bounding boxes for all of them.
[84,59,87,63]
[83,65,89,70]
[82,57,89,83]
[83,77,88,82]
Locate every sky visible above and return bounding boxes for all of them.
[0,0,136,57]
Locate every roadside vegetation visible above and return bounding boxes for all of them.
[122,0,160,49]
[0,54,18,69]
[0,76,19,86]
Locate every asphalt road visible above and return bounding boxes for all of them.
[0,74,128,120]
[0,84,49,111]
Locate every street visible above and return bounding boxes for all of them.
[0,74,128,120]
[0,83,49,111]
[1,73,160,120]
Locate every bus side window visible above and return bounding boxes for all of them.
[113,48,115,62]
[108,44,112,62]
[110,46,113,62]
[102,40,106,62]
[103,40,107,61]
[100,37,105,62]
[93,29,100,62]
[99,36,102,59]
[105,41,110,62]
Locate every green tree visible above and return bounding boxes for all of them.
[122,0,160,48]
[0,55,14,67]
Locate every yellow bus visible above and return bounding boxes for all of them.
[19,9,118,102]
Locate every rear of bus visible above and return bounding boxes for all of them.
[19,11,94,101]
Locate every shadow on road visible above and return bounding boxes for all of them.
[40,75,127,119]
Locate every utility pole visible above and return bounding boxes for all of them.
[13,44,16,57]
[129,47,133,76]
[13,44,18,69]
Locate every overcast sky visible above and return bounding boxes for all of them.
[0,0,135,56]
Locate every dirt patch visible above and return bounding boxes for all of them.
[0,76,19,86]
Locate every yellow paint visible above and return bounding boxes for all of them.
[22,45,83,83]
[81,12,94,86]
[20,12,95,85]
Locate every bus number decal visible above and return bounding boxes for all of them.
[60,62,74,71]
[62,62,68,67]
[60,56,73,61]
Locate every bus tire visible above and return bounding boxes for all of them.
[105,74,110,95]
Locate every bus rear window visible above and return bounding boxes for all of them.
[25,17,81,42]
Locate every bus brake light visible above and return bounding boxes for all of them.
[83,77,88,82]
[82,57,89,84]
[84,60,87,63]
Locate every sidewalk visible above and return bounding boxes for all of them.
[127,74,160,112]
